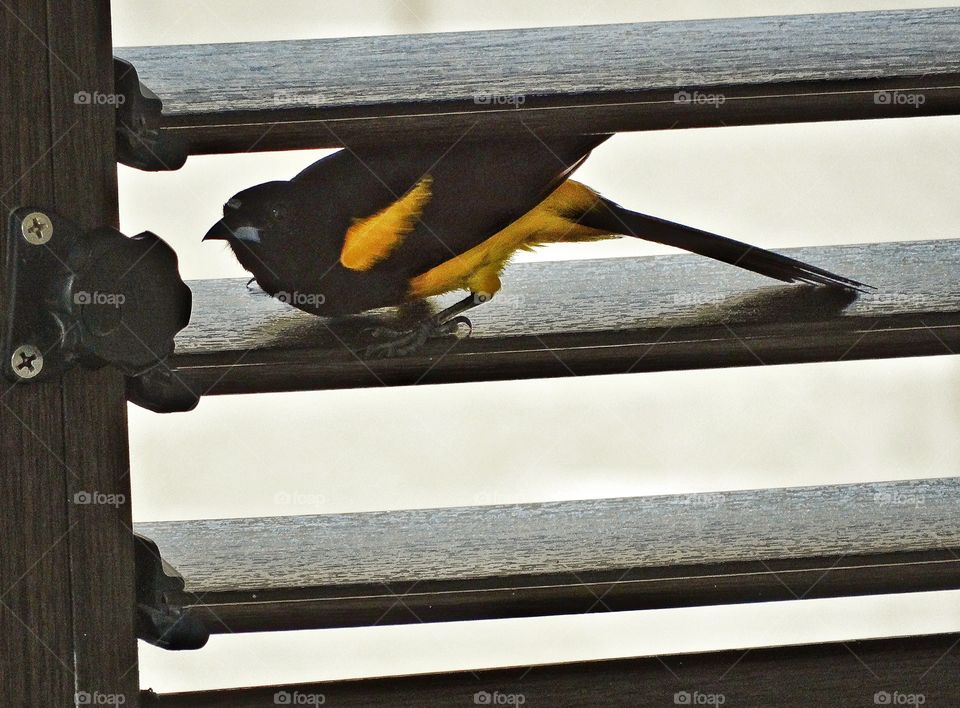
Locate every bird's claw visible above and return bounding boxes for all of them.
[439,316,473,338]
[363,316,472,359]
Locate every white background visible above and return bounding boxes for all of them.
[113,0,960,695]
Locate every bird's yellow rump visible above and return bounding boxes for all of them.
[408,180,616,299]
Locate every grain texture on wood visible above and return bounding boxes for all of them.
[53,6,141,704]
[135,479,960,634]
[166,240,960,397]
[142,632,960,707]
[0,1,139,705]
[0,1,71,702]
[115,8,960,154]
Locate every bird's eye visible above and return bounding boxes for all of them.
[271,207,283,219]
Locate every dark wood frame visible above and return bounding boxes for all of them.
[0,1,139,705]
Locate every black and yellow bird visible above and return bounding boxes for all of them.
[204,133,868,356]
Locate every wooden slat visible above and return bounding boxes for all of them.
[141,632,960,707]
[165,240,960,397]
[1,1,139,706]
[134,478,960,634]
[116,8,960,154]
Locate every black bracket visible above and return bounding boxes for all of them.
[135,533,209,650]
[2,207,198,412]
[114,57,188,171]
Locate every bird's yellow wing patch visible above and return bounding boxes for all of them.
[340,176,433,271]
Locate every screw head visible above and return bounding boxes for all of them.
[21,212,53,245]
[11,344,43,380]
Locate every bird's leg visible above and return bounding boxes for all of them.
[364,293,484,358]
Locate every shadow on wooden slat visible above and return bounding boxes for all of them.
[673,284,860,327]
[237,284,860,353]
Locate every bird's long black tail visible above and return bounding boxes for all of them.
[579,197,871,292]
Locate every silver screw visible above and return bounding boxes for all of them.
[21,212,53,245]
[11,345,43,379]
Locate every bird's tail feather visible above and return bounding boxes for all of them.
[579,197,872,292]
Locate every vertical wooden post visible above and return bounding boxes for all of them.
[0,1,139,705]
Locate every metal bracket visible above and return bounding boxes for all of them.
[114,57,188,171]
[135,534,209,650]
[2,207,198,412]
[127,365,202,414]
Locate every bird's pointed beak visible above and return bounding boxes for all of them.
[203,220,230,242]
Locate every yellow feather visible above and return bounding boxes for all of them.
[340,176,433,271]
[409,180,616,299]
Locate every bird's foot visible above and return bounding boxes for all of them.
[363,316,472,359]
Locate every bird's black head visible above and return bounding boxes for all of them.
[203,179,395,316]
[203,181,292,288]
[204,182,289,246]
